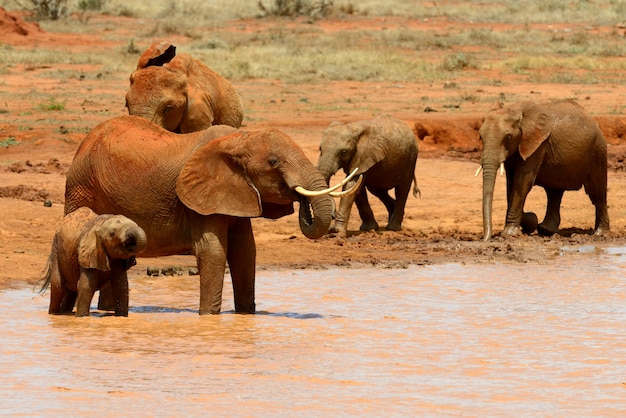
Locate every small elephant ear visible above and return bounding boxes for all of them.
[176,132,263,217]
[518,106,552,160]
[78,221,111,271]
[351,124,386,174]
[137,41,177,69]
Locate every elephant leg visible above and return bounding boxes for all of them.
[332,177,362,237]
[75,270,99,317]
[227,218,256,314]
[585,174,610,235]
[503,166,536,236]
[59,291,78,315]
[97,282,115,312]
[193,215,228,315]
[368,187,396,228]
[537,188,564,236]
[355,186,379,232]
[47,257,67,314]
[109,260,130,317]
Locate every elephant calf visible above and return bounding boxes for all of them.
[39,207,147,317]
[317,114,420,237]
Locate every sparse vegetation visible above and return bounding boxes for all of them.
[257,0,334,18]
[37,98,66,111]
[0,137,19,148]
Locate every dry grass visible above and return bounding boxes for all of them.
[1,0,625,84]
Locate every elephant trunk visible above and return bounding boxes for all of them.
[317,159,338,185]
[125,226,148,255]
[297,172,333,239]
[481,162,499,241]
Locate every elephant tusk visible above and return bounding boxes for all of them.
[475,165,482,176]
[330,175,364,197]
[500,162,504,176]
[295,167,359,197]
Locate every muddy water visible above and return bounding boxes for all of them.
[2,250,626,416]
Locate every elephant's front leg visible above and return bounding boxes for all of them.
[227,218,256,314]
[76,269,99,317]
[332,177,362,237]
[193,215,229,315]
[503,163,537,236]
[108,260,130,317]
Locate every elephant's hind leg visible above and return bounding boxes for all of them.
[537,188,563,236]
[355,187,379,231]
[586,184,610,235]
[368,187,397,229]
[227,218,256,314]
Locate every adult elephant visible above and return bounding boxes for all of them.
[478,99,609,241]
[125,41,244,132]
[65,116,352,314]
[317,114,419,237]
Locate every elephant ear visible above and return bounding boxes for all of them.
[351,124,385,174]
[179,89,215,133]
[176,132,262,217]
[137,41,177,69]
[78,220,111,271]
[168,54,216,133]
[518,105,552,160]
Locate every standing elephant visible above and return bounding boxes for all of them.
[479,99,609,241]
[317,114,420,237]
[64,116,351,315]
[125,41,244,132]
[39,207,147,317]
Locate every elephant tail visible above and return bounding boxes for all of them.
[36,254,54,294]
[412,175,421,198]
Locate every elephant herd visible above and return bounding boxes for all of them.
[39,42,610,317]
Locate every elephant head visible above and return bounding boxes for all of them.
[478,101,552,241]
[125,41,244,133]
[176,129,334,239]
[78,214,148,270]
[317,120,385,182]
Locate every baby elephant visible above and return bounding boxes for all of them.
[317,114,419,237]
[39,207,147,317]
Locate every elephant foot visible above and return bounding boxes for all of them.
[502,223,523,237]
[537,221,559,237]
[386,222,402,231]
[593,226,609,236]
[359,221,380,232]
[520,212,538,235]
[328,222,348,238]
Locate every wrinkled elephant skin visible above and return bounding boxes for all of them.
[317,114,420,237]
[64,116,333,314]
[479,99,609,240]
[126,41,244,133]
[40,207,147,317]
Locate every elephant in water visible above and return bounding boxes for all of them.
[64,116,356,314]
[478,99,609,240]
[317,114,420,237]
[125,41,244,132]
[39,207,147,317]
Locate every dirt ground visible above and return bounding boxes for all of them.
[2,9,626,289]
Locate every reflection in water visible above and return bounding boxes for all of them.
[1,250,626,416]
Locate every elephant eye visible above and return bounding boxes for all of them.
[268,157,279,167]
